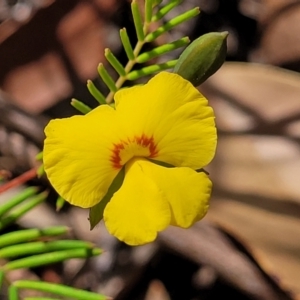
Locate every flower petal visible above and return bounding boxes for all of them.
[103,159,171,246]
[114,72,217,169]
[142,163,212,227]
[43,105,123,208]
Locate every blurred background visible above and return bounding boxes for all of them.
[0,0,300,299]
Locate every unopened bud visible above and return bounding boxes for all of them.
[174,31,228,86]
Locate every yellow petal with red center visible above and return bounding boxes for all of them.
[140,162,212,227]
[103,159,171,246]
[114,72,217,169]
[43,105,124,208]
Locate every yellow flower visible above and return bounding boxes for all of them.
[43,72,217,246]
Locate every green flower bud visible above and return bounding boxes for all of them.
[174,31,228,86]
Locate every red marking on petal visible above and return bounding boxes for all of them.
[135,134,158,157]
[110,141,127,170]
[110,134,158,169]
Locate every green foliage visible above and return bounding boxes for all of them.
[87,80,106,105]
[85,0,198,106]
[12,281,107,300]
[71,99,92,114]
[0,189,106,299]
[0,192,48,231]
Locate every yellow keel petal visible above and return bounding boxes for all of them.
[133,159,211,228]
[104,159,171,246]
[147,166,212,227]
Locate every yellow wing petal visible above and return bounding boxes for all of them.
[43,105,123,208]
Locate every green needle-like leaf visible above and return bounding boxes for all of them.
[36,164,44,177]
[105,49,126,77]
[87,80,106,105]
[35,152,43,161]
[3,248,102,270]
[0,240,94,258]
[152,0,181,21]
[55,196,65,211]
[0,226,68,248]
[8,285,19,300]
[131,0,145,41]
[0,192,48,231]
[146,7,200,42]
[136,37,189,63]
[145,0,153,23]
[0,187,38,218]
[71,99,92,114]
[120,28,135,60]
[24,297,61,300]
[127,60,177,80]
[89,1,200,104]
[0,270,4,289]
[98,64,117,93]
[13,281,108,300]
[152,0,163,6]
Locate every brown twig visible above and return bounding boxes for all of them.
[0,167,37,194]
